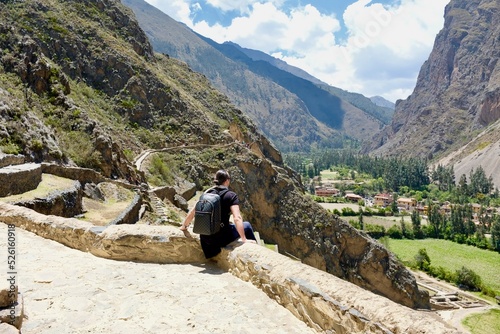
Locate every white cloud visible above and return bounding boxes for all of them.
[200,3,340,54]
[144,0,192,23]
[144,0,449,102]
[204,0,286,13]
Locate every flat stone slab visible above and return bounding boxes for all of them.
[0,164,39,173]
[0,223,315,334]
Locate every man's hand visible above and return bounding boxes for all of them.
[238,238,257,244]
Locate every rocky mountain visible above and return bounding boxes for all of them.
[122,0,391,152]
[370,95,395,109]
[232,43,395,121]
[364,0,500,184]
[0,0,429,308]
[230,41,326,85]
[0,0,429,310]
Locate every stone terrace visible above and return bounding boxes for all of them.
[0,153,461,333]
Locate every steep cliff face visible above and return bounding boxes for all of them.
[364,0,500,161]
[0,0,427,308]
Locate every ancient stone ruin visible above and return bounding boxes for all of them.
[0,153,462,333]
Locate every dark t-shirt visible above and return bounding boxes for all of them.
[200,186,240,258]
[218,187,239,225]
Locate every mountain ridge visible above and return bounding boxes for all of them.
[122,0,390,152]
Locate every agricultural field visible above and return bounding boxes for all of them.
[318,203,420,229]
[462,308,500,334]
[386,238,500,293]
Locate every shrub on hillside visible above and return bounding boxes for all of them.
[365,224,386,238]
[348,219,360,229]
[456,266,482,291]
[387,225,403,239]
[341,207,357,216]
[428,265,456,282]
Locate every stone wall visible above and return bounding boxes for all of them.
[108,193,142,225]
[10,180,83,218]
[41,163,108,187]
[0,153,24,168]
[41,163,139,191]
[0,163,42,197]
[0,202,459,334]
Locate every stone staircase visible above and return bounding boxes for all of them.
[147,191,181,226]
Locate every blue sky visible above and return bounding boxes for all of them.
[144,0,450,102]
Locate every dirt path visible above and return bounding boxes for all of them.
[133,143,238,172]
[438,306,491,334]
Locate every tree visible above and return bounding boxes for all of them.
[490,216,500,252]
[391,193,399,215]
[415,248,431,270]
[358,208,364,231]
[469,166,493,196]
[431,164,455,191]
[458,174,468,197]
[400,216,407,236]
[387,225,403,239]
[400,216,414,239]
[411,210,424,239]
[428,202,444,238]
[450,205,466,238]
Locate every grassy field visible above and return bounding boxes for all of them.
[462,308,500,334]
[319,203,418,229]
[386,238,500,293]
[320,170,338,179]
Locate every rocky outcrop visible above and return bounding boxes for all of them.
[11,180,83,218]
[235,157,429,309]
[0,203,457,333]
[364,0,500,161]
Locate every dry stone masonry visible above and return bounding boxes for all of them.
[0,202,459,333]
[0,163,41,197]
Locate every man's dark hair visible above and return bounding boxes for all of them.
[213,170,230,186]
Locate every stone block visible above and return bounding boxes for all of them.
[0,322,20,334]
[0,281,17,308]
[0,163,42,197]
[0,292,23,330]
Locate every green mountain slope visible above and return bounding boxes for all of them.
[231,42,395,124]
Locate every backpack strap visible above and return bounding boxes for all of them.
[207,186,229,199]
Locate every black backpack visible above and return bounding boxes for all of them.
[193,187,229,235]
